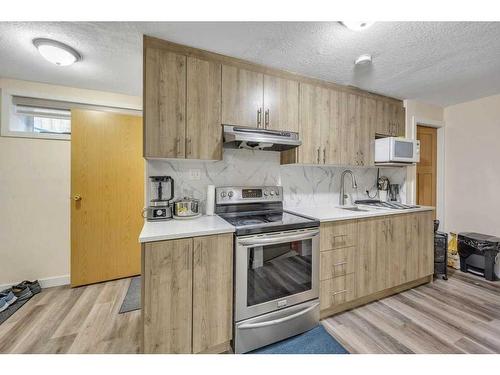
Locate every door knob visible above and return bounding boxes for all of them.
[73,194,82,201]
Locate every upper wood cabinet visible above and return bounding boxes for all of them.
[222,65,263,128]
[144,48,186,158]
[186,57,222,160]
[297,83,330,164]
[221,66,299,132]
[375,100,406,137]
[144,45,222,160]
[263,75,299,132]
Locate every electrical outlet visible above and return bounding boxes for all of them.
[189,169,201,180]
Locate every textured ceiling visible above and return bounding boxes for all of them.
[1,22,500,106]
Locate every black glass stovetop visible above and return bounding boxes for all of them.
[219,210,319,235]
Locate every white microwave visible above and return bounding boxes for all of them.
[374,137,420,164]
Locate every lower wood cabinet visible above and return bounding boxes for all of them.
[320,211,434,315]
[141,233,233,354]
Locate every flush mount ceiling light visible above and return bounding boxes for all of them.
[33,38,82,66]
[355,54,372,66]
[340,21,375,31]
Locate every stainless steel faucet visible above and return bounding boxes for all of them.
[339,170,358,206]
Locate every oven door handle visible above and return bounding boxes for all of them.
[238,230,319,247]
[238,302,319,330]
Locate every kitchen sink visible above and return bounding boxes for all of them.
[339,206,369,212]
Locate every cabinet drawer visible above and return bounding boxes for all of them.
[320,220,357,251]
[320,247,356,280]
[320,274,355,310]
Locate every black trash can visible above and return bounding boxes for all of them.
[458,232,500,281]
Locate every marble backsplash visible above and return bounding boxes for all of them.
[147,149,407,212]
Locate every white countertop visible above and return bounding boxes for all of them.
[139,215,235,243]
[286,205,435,223]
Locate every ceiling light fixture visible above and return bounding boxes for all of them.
[33,38,82,66]
[340,22,375,31]
[355,54,372,66]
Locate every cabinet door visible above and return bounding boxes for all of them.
[263,75,299,132]
[360,97,376,166]
[394,104,406,136]
[299,83,330,164]
[144,48,186,158]
[341,93,362,166]
[325,89,344,164]
[375,100,392,136]
[222,65,263,128]
[385,215,407,287]
[186,57,222,160]
[192,234,233,354]
[417,211,434,278]
[142,238,193,354]
[356,217,387,298]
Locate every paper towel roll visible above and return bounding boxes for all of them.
[206,185,215,215]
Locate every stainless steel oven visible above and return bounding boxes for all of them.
[235,228,319,322]
[234,228,319,353]
[216,186,320,353]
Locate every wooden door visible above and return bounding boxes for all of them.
[416,125,437,214]
[356,217,387,298]
[192,234,233,353]
[222,65,263,128]
[71,109,144,287]
[325,89,343,164]
[263,75,299,132]
[144,48,186,158]
[298,83,329,164]
[186,57,222,160]
[142,239,193,354]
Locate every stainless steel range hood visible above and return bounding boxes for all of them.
[223,125,301,151]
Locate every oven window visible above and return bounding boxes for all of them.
[247,238,312,307]
[394,141,413,158]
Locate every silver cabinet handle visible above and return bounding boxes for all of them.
[186,138,192,156]
[333,261,348,266]
[323,148,326,164]
[317,148,320,164]
[175,137,180,156]
[257,108,262,127]
[265,109,270,128]
[238,230,319,247]
[332,289,348,296]
[238,302,319,329]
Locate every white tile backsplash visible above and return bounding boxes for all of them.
[146,149,407,212]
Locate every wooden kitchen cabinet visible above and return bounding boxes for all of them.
[186,57,222,160]
[375,100,406,137]
[297,83,330,164]
[144,43,222,160]
[144,48,186,158]
[263,75,299,132]
[142,238,193,354]
[141,233,233,354]
[192,234,233,354]
[222,65,263,128]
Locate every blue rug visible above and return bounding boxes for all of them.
[249,325,349,354]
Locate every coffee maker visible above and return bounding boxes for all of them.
[146,176,174,221]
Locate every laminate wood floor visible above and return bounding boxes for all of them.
[0,278,140,354]
[1,269,499,354]
[322,269,500,353]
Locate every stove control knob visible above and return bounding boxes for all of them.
[275,190,280,196]
[221,191,227,198]
[270,190,275,196]
[264,191,269,196]
[228,191,234,198]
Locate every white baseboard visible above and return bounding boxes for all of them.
[0,274,70,291]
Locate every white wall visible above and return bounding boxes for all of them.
[0,78,141,288]
[443,94,500,236]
